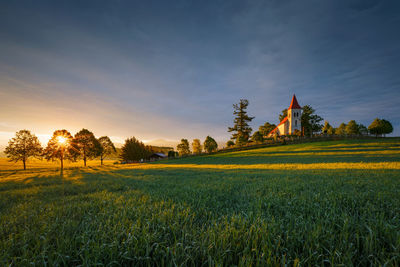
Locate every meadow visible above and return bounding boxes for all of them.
[0,139,399,266]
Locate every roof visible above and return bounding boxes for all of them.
[150,153,167,158]
[268,116,288,135]
[288,94,301,110]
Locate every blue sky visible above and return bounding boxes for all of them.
[1,0,399,147]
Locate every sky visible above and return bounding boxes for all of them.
[1,0,400,148]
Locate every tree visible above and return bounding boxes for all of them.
[177,139,191,156]
[336,123,347,135]
[4,130,43,170]
[346,120,360,135]
[120,137,152,162]
[369,118,393,137]
[74,129,102,167]
[98,136,116,165]
[228,99,255,146]
[192,139,202,154]
[204,136,218,153]
[358,124,368,136]
[43,130,76,171]
[259,122,276,136]
[251,131,264,143]
[327,126,335,135]
[301,105,323,136]
[382,119,393,137]
[322,121,332,134]
[168,151,176,158]
[279,109,288,122]
[226,140,235,147]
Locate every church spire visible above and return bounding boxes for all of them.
[288,94,301,110]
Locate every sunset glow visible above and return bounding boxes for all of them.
[56,136,67,146]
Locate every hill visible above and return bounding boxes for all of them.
[0,139,399,265]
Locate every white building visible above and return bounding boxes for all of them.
[268,94,302,137]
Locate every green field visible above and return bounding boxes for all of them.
[0,139,399,266]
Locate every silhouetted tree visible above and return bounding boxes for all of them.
[120,137,152,162]
[228,99,255,146]
[251,131,264,143]
[346,120,360,135]
[192,139,202,154]
[74,129,102,167]
[43,130,77,171]
[259,122,276,136]
[177,139,191,155]
[301,105,323,136]
[98,136,116,165]
[336,123,347,135]
[168,151,176,158]
[4,130,43,170]
[204,136,218,153]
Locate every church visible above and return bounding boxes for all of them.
[267,94,302,137]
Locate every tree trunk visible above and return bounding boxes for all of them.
[84,155,87,167]
[101,156,103,166]
[61,153,64,171]
[23,159,26,170]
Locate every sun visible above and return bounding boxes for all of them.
[56,136,67,145]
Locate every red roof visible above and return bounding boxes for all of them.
[288,94,301,110]
[268,116,288,135]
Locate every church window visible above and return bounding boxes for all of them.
[295,120,297,126]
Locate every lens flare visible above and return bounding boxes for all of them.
[57,136,67,145]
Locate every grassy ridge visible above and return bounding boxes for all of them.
[0,139,399,266]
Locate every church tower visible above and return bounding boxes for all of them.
[287,94,302,134]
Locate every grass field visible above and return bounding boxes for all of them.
[0,139,399,266]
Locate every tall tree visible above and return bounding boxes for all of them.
[204,136,218,153]
[4,130,43,170]
[336,123,347,135]
[251,131,264,143]
[279,109,288,122]
[43,130,76,171]
[74,129,102,167]
[346,120,360,135]
[259,122,276,136]
[226,140,235,147]
[192,139,202,154]
[228,99,255,146]
[120,137,152,162]
[98,136,116,165]
[177,139,191,155]
[301,105,323,136]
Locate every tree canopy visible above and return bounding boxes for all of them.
[279,109,288,122]
[251,131,264,143]
[346,120,360,135]
[177,139,191,155]
[301,105,323,136]
[228,99,255,146]
[74,129,102,167]
[192,139,202,154]
[4,130,43,170]
[368,118,393,137]
[204,136,218,153]
[43,130,77,170]
[336,123,347,135]
[98,136,116,165]
[120,137,152,162]
[259,122,276,136]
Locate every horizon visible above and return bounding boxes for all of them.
[1,0,400,149]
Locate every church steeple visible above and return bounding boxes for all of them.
[288,94,301,110]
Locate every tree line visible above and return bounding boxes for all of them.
[226,99,394,147]
[175,136,218,156]
[4,129,117,170]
